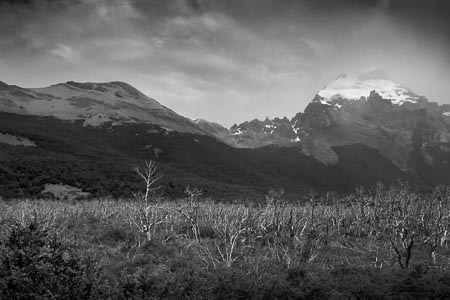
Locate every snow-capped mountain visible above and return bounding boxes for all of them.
[201,70,450,184]
[219,70,449,148]
[0,80,205,134]
[316,70,419,106]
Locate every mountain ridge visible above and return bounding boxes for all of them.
[201,71,450,182]
[0,80,208,135]
[1,73,449,199]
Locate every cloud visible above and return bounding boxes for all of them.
[0,0,448,126]
[48,44,80,61]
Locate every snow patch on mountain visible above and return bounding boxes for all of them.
[318,73,419,105]
[232,127,244,135]
[443,112,450,117]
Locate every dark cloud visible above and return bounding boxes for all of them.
[0,0,448,126]
[0,0,84,54]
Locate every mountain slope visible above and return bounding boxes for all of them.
[0,80,205,134]
[0,111,420,199]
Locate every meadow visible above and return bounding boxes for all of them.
[1,177,450,299]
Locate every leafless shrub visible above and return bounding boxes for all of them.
[307,189,318,225]
[176,187,222,269]
[212,205,250,267]
[259,188,288,236]
[367,183,450,269]
[417,186,450,265]
[129,160,168,242]
[177,186,202,242]
[186,238,220,270]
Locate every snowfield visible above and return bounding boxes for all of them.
[318,74,419,105]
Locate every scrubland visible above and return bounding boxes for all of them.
[1,182,450,299]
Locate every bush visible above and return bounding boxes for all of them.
[0,219,104,299]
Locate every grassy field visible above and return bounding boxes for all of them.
[1,183,450,299]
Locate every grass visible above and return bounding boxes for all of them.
[1,184,450,299]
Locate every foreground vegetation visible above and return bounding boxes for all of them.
[1,181,450,299]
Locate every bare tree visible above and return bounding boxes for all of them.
[134,160,162,203]
[130,160,168,241]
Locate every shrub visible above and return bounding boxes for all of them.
[0,219,104,299]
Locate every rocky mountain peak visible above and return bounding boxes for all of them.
[367,90,383,101]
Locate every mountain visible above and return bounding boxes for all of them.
[0,80,314,199]
[204,70,450,185]
[0,110,417,199]
[0,80,205,134]
[224,69,441,149]
[228,117,297,148]
[192,118,238,146]
[0,75,449,200]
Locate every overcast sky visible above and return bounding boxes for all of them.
[1,0,449,126]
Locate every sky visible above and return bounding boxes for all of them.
[0,0,449,127]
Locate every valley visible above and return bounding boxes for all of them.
[1,70,449,200]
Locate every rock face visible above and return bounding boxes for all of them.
[0,80,206,134]
[228,117,297,148]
